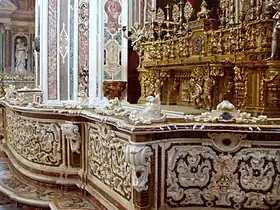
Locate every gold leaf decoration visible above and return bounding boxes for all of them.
[157,8,165,25]
[172,4,180,22]
[184,0,193,22]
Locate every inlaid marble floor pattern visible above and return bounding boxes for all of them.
[0,152,107,210]
[0,205,23,210]
[0,191,23,210]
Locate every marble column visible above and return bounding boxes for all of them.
[0,26,4,71]
[47,0,58,100]
[38,0,80,103]
[35,0,40,87]
[4,24,11,73]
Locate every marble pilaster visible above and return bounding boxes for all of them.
[0,26,4,71]
[38,0,81,103]
[59,0,70,100]
[4,24,11,73]
[78,0,89,97]
[47,0,58,100]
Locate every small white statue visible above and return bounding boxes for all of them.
[266,2,280,60]
[78,89,89,106]
[184,100,267,124]
[197,0,210,20]
[15,38,28,72]
[95,97,128,116]
[129,94,166,125]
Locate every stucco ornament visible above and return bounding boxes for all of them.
[78,88,89,107]
[88,123,132,199]
[95,97,129,116]
[124,144,153,192]
[61,123,81,154]
[185,100,267,123]
[129,94,166,125]
[1,85,43,107]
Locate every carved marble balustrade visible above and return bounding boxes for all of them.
[0,98,279,210]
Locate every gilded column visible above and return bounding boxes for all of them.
[4,24,11,73]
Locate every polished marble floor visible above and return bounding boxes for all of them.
[0,152,106,210]
[0,205,23,210]
[0,192,23,210]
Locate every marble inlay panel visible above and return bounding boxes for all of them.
[48,0,58,100]
[87,123,132,200]
[59,0,69,100]
[104,0,122,34]
[104,0,122,80]
[78,0,89,95]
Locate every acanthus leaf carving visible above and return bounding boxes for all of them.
[61,123,81,154]
[88,123,132,200]
[1,85,43,107]
[6,110,62,166]
[124,144,153,192]
[166,144,280,209]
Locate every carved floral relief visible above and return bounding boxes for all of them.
[87,122,132,200]
[165,134,280,209]
[5,110,62,166]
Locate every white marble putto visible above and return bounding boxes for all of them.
[129,94,167,125]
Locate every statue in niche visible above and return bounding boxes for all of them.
[15,37,28,73]
[266,2,280,60]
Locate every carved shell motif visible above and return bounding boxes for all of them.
[172,4,180,22]
[157,8,165,25]
[184,0,193,22]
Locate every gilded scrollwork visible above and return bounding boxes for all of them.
[138,69,161,102]
[87,123,131,200]
[5,110,62,166]
[234,66,248,108]
[180,66,215,110]
[131,0,280,115]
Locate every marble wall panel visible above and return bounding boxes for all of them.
[69,0,75,100]
[0,32,3,69]
[48,0,58,100]
[104,0,122,80]
[59,0,69,100]
[133,0,153,26]
[5,29,11,71]
[78,0,89,95]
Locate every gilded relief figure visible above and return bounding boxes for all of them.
[266,2,280,60]
[202,77,215,110]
